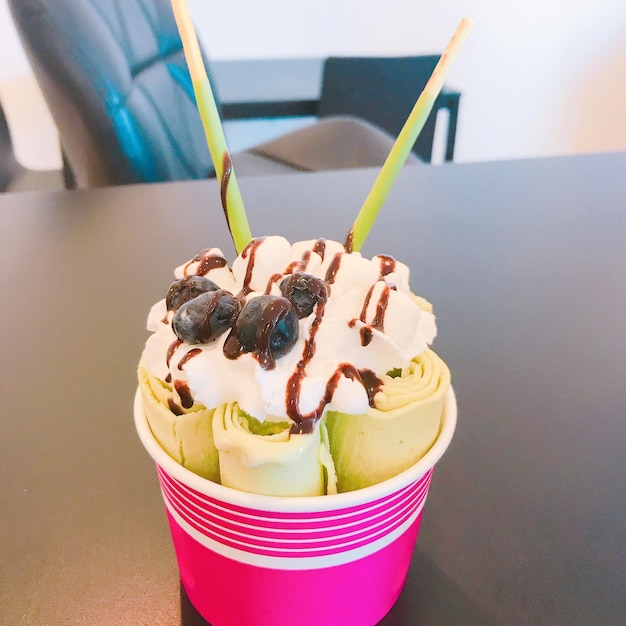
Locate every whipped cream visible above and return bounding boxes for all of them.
[142,236,437,431]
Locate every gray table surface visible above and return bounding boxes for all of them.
[1,152,625,625]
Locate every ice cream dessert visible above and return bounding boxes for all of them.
[133,1,465,501]
[138,235,450,496]
[134,9,466,625]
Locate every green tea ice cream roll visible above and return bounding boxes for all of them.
[212,403,337,496]
[325,349,450,493]
[138,361,220,483]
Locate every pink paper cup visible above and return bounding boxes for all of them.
[134,387,456,626]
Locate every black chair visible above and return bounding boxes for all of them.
[318,56,461,163]
[8,0,417,189]
[0,97,63,193]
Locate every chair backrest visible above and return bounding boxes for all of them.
[318,56,441,163]
[9,0,216,188]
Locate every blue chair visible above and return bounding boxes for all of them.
[9,0,417,189]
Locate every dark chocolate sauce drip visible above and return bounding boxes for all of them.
[284,261,301,274]
[174,380,194,409]
[287,364,381,433]
[343,229,354,253]
[282,246,387,431]
[285,300,325,433]
[264,273,284,295]
[313,239,327,260]
[359,326,373,346]
[167,398,183,416]
[165,339,183,382]
[183,249,228,277]
[239,238,265,297]
[300,300,325,366]
[358,369,383,407]
[378,255,396,278]
[220,153,232,222]
[167,340,183,366]
[288,362,362,435]
[360,285,376,324]
[177,348,202,370]
[350,282,396,346]
[370,284,395,330]
[324,253,342,285]
[285,298,379,434]
[284,249,313,276]
[167,348,201,410]
[197,254,227,277]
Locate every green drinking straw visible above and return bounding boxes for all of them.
[347,18,473,252]
[171,0,252,254]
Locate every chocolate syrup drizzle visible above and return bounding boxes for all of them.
[264,273,284,294]
[287,360,382,435]
[165,343,189,414]
[167,399,183,415]
[264,240,326,294]
[178,348,202,370]
[220,153,232,224]
[343,229,354,253]
[324,253,343,285]
[182,249,228,278]
[239,237,265,297]
[349,282,397,346]
[165,339,183,382]
[283,268,382,435]
[284,249,311,275]
[174,380,194,409]
[313,238,327,260]
[165,343,202,409]
[377,254,396,278]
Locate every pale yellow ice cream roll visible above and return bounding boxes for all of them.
[212,403,336,496]
[325,349,450,492]
[138,362,220,483]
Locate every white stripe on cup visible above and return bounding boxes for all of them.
[161,488,428,569]
[159,468,429,549]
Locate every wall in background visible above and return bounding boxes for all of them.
[1,0,625,170]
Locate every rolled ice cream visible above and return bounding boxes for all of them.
[138,235,450,495]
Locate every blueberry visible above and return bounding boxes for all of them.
[234,295,299,364]
[279,273,327,318]
[172,290,241,344]
[166,276,220,311]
